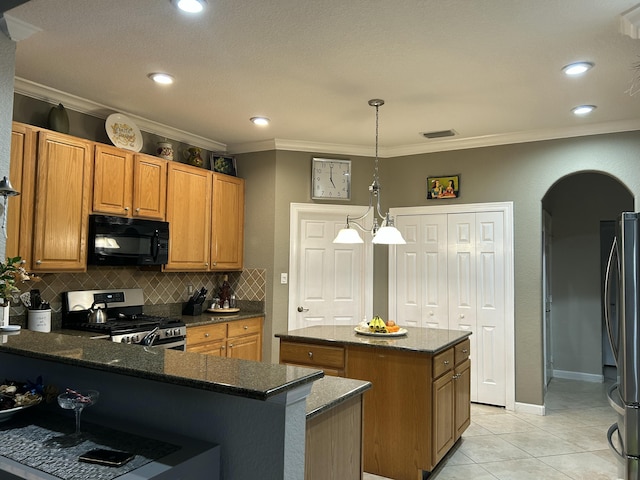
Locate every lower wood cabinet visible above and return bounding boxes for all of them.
[279,341,345,376]
[187,317,263,361]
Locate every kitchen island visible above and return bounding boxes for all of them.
[277,325,472,480]
[0,329,369,479]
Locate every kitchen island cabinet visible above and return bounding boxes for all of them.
[277,325,472,480]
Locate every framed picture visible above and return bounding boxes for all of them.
[211,154,237,176]
[427,174,460,199]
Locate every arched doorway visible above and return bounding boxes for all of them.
[542,172,632,394]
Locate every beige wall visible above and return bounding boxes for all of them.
[239,131,640,406]
[0,32,16,256]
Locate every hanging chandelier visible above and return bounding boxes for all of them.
[333,99,406,245]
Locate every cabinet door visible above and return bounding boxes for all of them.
[188,339,227,356]
[432,370,455,466]
[7,123,36,265]
[32,131,92,272]
[211,173,244,270]
[227,333,261,361]
[165,163,212,271]
[133,154,167,220]
[455,357,471,438]
[93,144,133,216]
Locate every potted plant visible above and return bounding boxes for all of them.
[0,257,40,325]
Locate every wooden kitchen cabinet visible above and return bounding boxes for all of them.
[187,317,263,361]
[93,148,167,220]
[31,130,93,272]
[210,173,244,271]
[7,123,36,264]
[165,162,212,271]
[279,341,345,376]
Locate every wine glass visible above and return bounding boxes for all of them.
[47,389,99,447]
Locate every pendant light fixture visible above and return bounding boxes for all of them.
[333,99,406,245]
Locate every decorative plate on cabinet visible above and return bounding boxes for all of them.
[105,113,143,152]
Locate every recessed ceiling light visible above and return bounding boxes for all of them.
[250,117,270,126]
[171,0,206,14]
[148,72,175,85]
[562,62,594,76]
[572,105,596,116]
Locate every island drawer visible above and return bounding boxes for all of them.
[433,347,454,379]
[227,317,262,338]
[188,323,227,345]
[280,341,345,369]
[455,338,470,365]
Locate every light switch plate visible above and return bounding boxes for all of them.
[280,273,288,284]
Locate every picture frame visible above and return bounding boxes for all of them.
[427,174,460,199]
[210,154,237,176]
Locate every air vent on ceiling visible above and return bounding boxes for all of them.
[421,129,457,139]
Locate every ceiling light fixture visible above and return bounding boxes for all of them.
[172,0,206,13]
[333,99,406,245]
[562,62,594,76]
[250,117,270,126]
[572,105,596,116]
[148,72,175,85]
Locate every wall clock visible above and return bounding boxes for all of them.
[311,158,351,200]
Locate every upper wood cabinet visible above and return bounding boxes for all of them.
[211,173,244,271]
[165,162,212,271]
[31,130,93,272]
[7,123,36,264]
[93,147,167,220]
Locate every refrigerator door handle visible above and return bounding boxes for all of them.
[605,236,620,364]
[608,383,625,415]
[608,423,625,460]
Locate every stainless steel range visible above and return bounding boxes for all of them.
[62,288,187,350]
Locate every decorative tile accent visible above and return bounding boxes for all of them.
[11,267,266,315]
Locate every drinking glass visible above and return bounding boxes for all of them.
[47,389,99,447]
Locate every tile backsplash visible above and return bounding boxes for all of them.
[12,267,266,315]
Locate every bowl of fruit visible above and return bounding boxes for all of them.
[355,316,407,336]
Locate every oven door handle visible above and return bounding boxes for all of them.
[145,339,186,351]
[151,229,160,263]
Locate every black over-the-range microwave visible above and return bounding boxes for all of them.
[88,215,169,266]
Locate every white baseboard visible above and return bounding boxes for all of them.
[552,369,604,383]
[515,402,545,416]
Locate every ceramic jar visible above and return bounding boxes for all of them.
[156,141,174,161]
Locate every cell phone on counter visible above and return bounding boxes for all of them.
[78,448,134,467]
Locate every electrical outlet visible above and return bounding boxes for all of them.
[280,273,288,284]
[187,284,194,295]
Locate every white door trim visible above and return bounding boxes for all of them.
[389,201,515,411]
[289,203,374,330]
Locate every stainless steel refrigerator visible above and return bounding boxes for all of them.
[605,212,640,480]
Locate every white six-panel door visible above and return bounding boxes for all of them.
[390,203,512,408]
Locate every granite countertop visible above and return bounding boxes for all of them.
[305,376,371,420]
[276,325,471,354]
[180,310,264,327]
[0,329,321,401]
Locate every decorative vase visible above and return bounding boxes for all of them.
[156,141,174,161]
[48,103,70,133]
[184,147,204,167]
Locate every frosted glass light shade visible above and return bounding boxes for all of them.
[372,226,406,244]
[333,227,364,244]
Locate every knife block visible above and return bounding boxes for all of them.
[182,303,203,316]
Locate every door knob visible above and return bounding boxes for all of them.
[297,306,309,312]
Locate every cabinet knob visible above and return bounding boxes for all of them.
[205,263,209,267]
[204,333,210,338]
[452,373,460,380]
[229,344,234,348]
[443,360,450,365]
[308,351,313,358]
[429,311,434,316]
[243,325,248,330]
[36,260,42,265]
[459,314,465,319]
[20,259,26,265]
[124,207,129,211]
[462,349,468,354]
[136,208,140,213]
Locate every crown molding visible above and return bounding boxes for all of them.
[2,13,40,42]
[620,4,640,39]
[13,77,227,152]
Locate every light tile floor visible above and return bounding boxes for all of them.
[364,377,621,480]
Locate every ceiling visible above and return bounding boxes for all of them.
[4,0,640,156]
